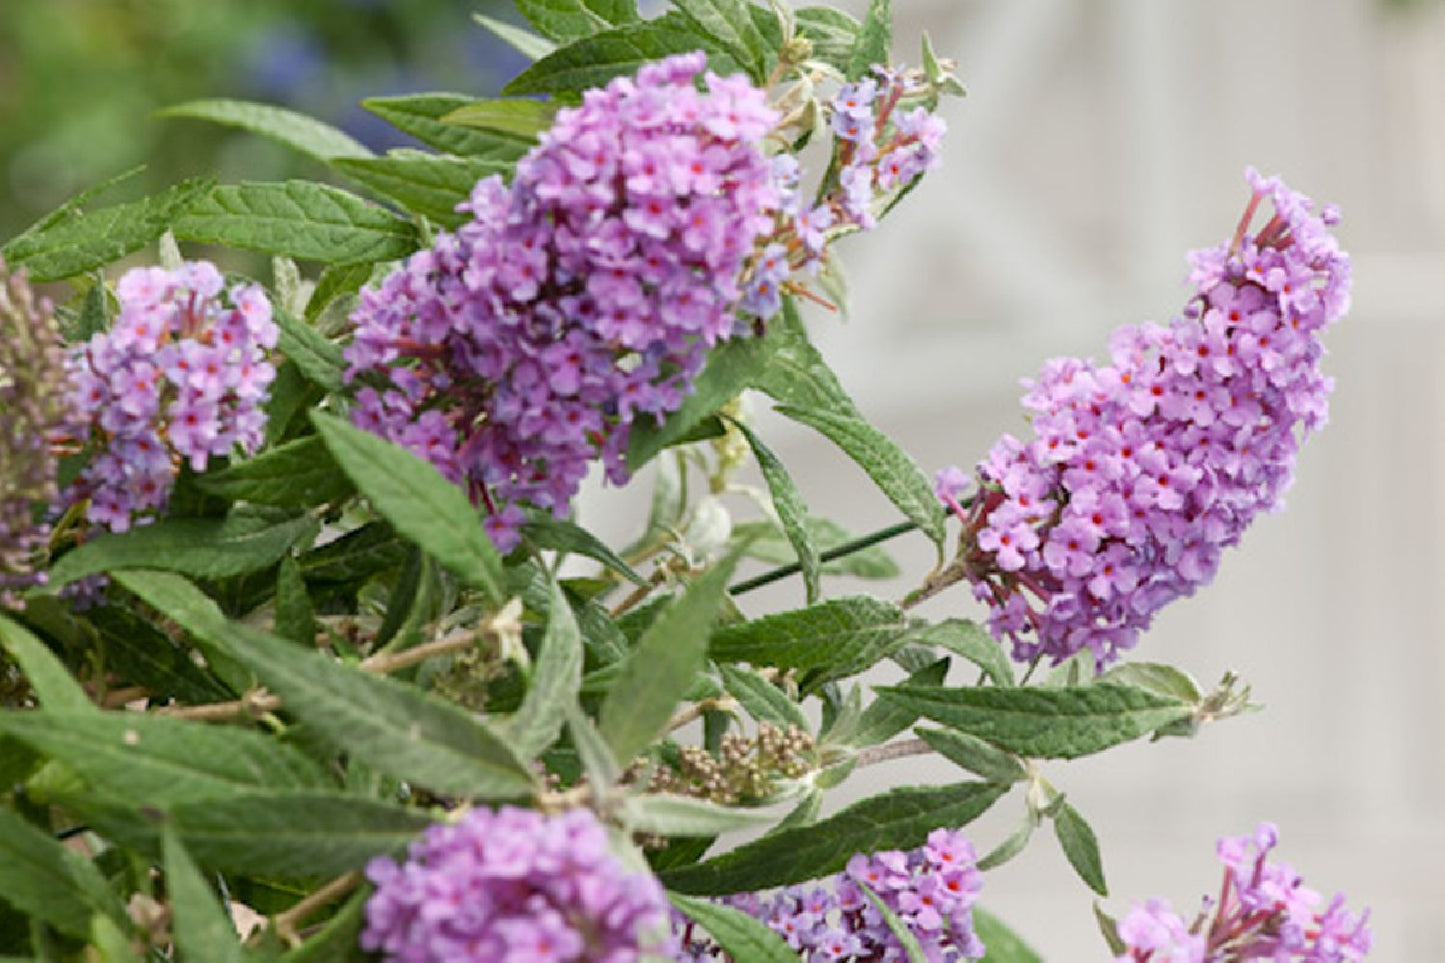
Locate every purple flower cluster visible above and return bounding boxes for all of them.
[64,262,277,532]
[344,52,781,551]
[936,170,1350,666]
[679,828,984,961]
[0,259,75,607]
[362,806,675,962]
[1115,823,1372,961]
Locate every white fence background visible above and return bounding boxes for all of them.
[579,1,1445,957]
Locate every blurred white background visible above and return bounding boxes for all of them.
[583,0,1445,957]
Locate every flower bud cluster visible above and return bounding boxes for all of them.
[0,260,74,607]
[679,828,984,961]
[345,52,782,551]
[937,170,1350,666]
[1116,822,1372,961]
[645,722,814,806]
[362,805,675,962]
[64,262,277,532]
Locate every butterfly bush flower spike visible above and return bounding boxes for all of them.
[0,260,76,608]
[1115,822,1372,961]
[345,53,782,551]
[935,170,1350,667]
[677,828,985,961]
[362,805,674,962]
[63,261,277,533]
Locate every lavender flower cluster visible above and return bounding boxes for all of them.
[64,262,277,532]
[362,806,674,962]
[936,170,1351,666]
[678,828,984,961]
[1116,822,1372,961]
[344,52,782,551]
[0,259,73,607]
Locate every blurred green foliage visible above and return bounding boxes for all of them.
[0,0,522,238]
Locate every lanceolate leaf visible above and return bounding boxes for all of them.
[669,893,798,963]
[622,794,775,837]
[333,151,514,228]
[0,710,329,808]
[361,95,534,160]
[861,881,928,963]
[48,510,316,587]
[521,513,645,585]
[719,663,808,731]
[219,623,535,799]
[311,412,507,605]
[162,830,248,963]
[776,403,946,551]
[505,14,738,97]
[671,0,771,80]
[159,99,372,162]
[441,99,559,139]
[0,807,130,940]
[709,596,911,686]
[840,657,948,748]
[173,181,418,265]
[1054,801,1108,896]
[660,781,1007,894]
[474,12,558,61]
[506,578,583,761]
[275,307,347,393]
[915,727,1027,785]
[972,906,1044,962]
[274,556,318,647]
[598,550,741,765]
[1,178,211,282]
[795,7,861,71]
[730,419,821,604]
[197,435,354,509]
[847,0,892,80]
[905,619,1014,687]
[874,683,1194,760]
[514,0,640,42]
[0,613,92,713]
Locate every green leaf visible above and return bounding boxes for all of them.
[0,710,329,808]
[515,0,639,42]
[1098,662,1203,704]
[1,178,211,282]
[668,893,798,962]
[731,516,900,579]
[904,619,1013,687]
[297,522,406,584]
[718,663,808,731]
[505,14,736,97]
[0,613,92,713]
[976,810,1038,871]
[750,297,855,411]
[197,436,353,509]
[626,332,774,471]
[91,605,232,704]
[873,683,1193,760]
[915,727,1027,785]
[0,807,129,940]
[795,7,860,71]
[173,181,418,265]
[274,557,317,647]
[506,578,583,761]
[522,513,645,585]
[441,99,559,139]
[48,510,316,587]
[89,913,142,963]
[671,0,771,80]
[333,151,514,228]
[1094,902,1127,956]
[311,411,507,605]
[599,550,741,764]
[219,622,535,799]
[566,704,621,790]
[275,307,347,393]
[473,13,558,61]
[622,794,775,837]
[9,164,146,244]
[108,571,255,694]
[361,95,534,160]
[840,657,948,748]
[846,0,891,80]
[730,419,820,604]
[1054,801,1108,896]
[159,99,372,162]
[861,881,927,963]
[974,906,1044,963]
[163,829,248,963]
[661,781,1006,894]
[776,404,945,551]
[162,791,433,878]
[708,596,911,687]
